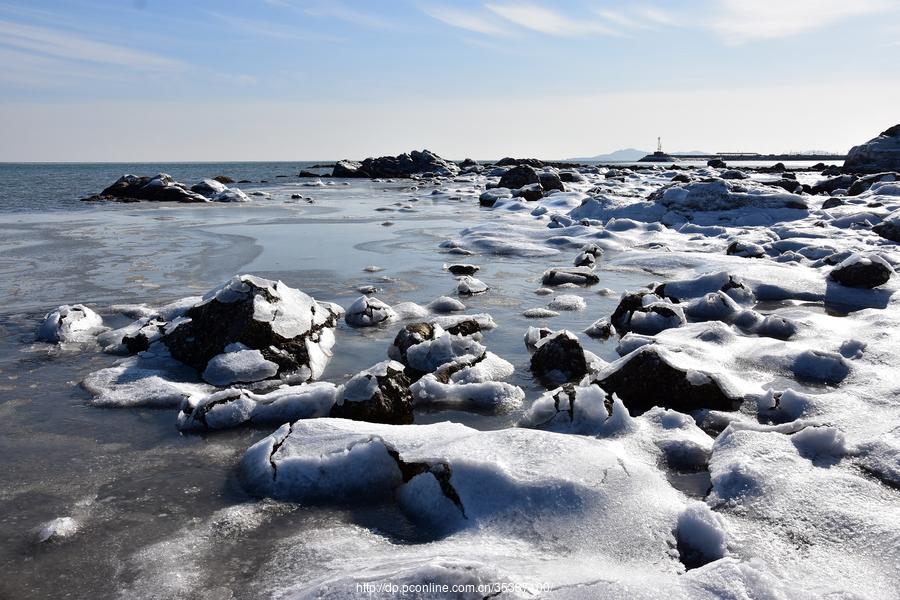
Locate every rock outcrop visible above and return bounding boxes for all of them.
[843,125,900,174]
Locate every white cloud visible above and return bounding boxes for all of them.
[0,18,184,69]
[709,0,894,43]
[208,12,344,42]
[485,3,618,37]
[420,4,508,35]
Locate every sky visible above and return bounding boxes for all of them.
[0,0,898,161]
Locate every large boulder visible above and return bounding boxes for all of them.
[190,179,227,197]
[162,275,339,384]
[538,171,566,193]
[496,157,544,168]
[498,165,540,190]
[873,210,900,243]
[592,345,742,415]
[843,125,900,174]
[333,150,460,179]
[610,291,686,336]
[85,174,208,203]
[332,160,367,178]
[829,253,893,289]
[847,172,899,196]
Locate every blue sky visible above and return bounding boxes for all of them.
[1,0,898,160]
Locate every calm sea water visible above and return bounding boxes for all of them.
[0,160,840,214]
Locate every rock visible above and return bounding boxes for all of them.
[388,323,437,366]
[821,197,845,209]
[345,296,396,327]
[456,276,488,295]
[873,211,900,243]
[843,125,900,174]
[498,165,540,190]
[190,179,227,197]
[558,171,584,183]
[829,253,893,288]
[162,275,338,384]
[707,159,727,168]
[720,170,747,180]
[34,517,78,544]
[458,158,478,168]
[334,150,460,179]
[530,330,589,386]
[210,188,250,203]
[847,172,899,196]
[592,345,742,415]
[726,240,765,258]
[212,175,234,184]
[524,326,553,350]
[762,162,787,174]
[766,179,803,194]
[610,292,686,336]
[671,173,692,183]
[479,188,512,207]
[445,264,480,276]
[496,157,543,168]
[37,304,105,343]
[548,294,586,311]
[330,360,414,425]
[822,165,842,176]
[574,243,603,268]
[584,319,614,339]
[514,183,544,201]
[538,172,565,193]
[332,160,367,178]
[291,193,302,199]
[809,175,857,195]
[87,173,208,203]
[297,170,321,178]
[541,267,600,286]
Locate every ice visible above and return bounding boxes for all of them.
[547,294,586,311]
[82,347,213,407]
[177,382,338,431]
[34,517,78,543]
[410,376,525,412]
[523,307,558,318]
[36,304,106,343]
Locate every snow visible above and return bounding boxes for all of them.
[37,304,105,343]
[456,276,488,295]
[547,294,586,311]
[201,346,279,386]
[428,296,465,313]
[34,517,78,543]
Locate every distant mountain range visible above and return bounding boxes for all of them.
[567,148,713,162]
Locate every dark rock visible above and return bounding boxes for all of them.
[542,267,600,286]
[458,158,478,168]
[297,170,321,178]
[766,179,803,193]
[163,275,339,382]
[574,244,603,268]
[496,157,544,168]
[873,216,900,243]
[762,162,787,174]
[843,125,900,174]
[822,165,842,176]
[515,183,544,201]
[92,174,208,203]
[389,323,436,367]
[332,160,367,178]
[726,240,765,258]
[213,175,234,184]
[671,173,692,183]
[558,171,585,183]
[446,264,480,276]
[190,179,227,197]
[538,172,566,193]
[822,197,845,209]
[338,150,460,179]
[330,361,413,425]
[610,292,686,336]
[530,331,588,386]
[593,345,742,415]
[707,159,727,168]
[499,165,540,190]
[809,175,857,195]
[847,172,899,196]
[720,170,747,180]
[291,194,302,199]
[829,254,893,288]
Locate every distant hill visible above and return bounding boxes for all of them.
[567,148,648,162]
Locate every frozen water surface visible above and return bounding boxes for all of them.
[0,162,898,599]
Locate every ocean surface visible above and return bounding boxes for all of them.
[0,159,855,598]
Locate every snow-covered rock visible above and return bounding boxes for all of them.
[37,304,105,343]
[345,295,396,327]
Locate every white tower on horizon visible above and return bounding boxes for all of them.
[657,137,663,153]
